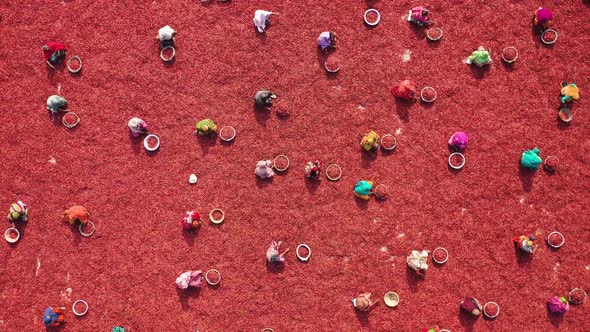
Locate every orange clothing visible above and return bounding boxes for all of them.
[50,307,65,326]
[64,206,90,225]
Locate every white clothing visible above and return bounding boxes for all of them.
[253,10,273,33]
[256,160,275,179]
[406,250,429,271]
[158,25,175,41]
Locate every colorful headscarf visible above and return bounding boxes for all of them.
[8,201,28,222]
[182,211,201,231]
[514,235,535,253]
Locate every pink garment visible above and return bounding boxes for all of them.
[536,7,553,25]
[256,160,275,179]
[408,6,429,25]
[182,211,200,230]
[547,297,569,314]
[176,270,203,289]
[448,132,469,149]
[266,241,284,262]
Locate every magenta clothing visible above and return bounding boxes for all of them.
[448,132,468,149]
[460,297,481,313]
[409,6,429,25]
[536,7,553,25]
[547,297,569,314]
[181,211,200,230]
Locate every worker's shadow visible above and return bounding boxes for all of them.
[394,99,413,123]
[46,61,65,80]
[177,287,201,311]
[265,261,285,274]
[254,104,271,127]
[305,178,320,194]
[128,132,142,155]
[360,148,378,168]
[182,228,199,247]
[501,59,516,72]
[45,325,65,332]
[514,245,534,267]
[468,64,490,80]
[195,132,217,154]
[408,22,426,40]
[518,166,535,192]
[48,111,64,128]
[354,309,370,327]
[547,308,565,327]
[255,176,274,189]
[405,267,425,293]
[458,308,478,331]
[354,197,369,210]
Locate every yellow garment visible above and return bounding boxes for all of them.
[561,85,580,100]
[361,131,380,151]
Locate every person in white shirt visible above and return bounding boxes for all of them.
[253,10,274,33]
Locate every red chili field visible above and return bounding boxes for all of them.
[1,1,589,331]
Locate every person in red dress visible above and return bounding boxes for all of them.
[43,42,66,68]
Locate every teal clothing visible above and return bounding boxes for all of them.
[112,327,126,332]
[354,181,373,195]
[521,148,542,169]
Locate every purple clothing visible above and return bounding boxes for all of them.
[318,31,332,50]
[448,132,468,150]
[547,297,569,314]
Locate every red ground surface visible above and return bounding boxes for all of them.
[1,1,590,331]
